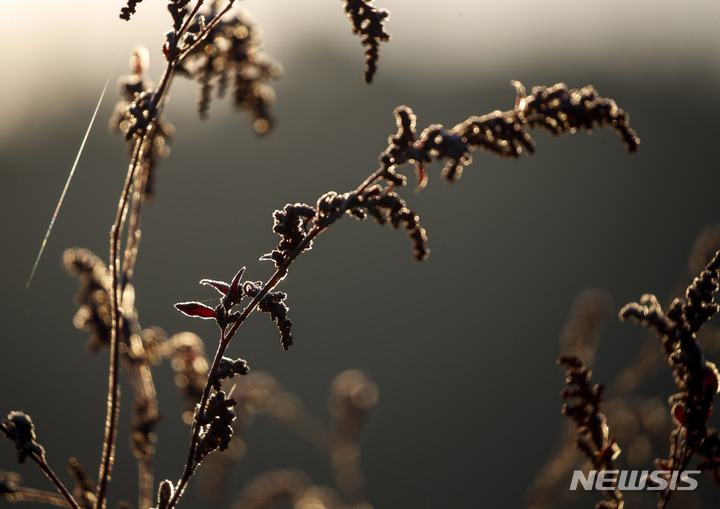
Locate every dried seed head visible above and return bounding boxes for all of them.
[245,283,295,350]
[1,412,44,464]
[177,8,282,131]
[517,82,640,152]
[209,357,250,390]
[263,204,316,268]
[156,479,175,509]
[342,0,391,83]
[120,0,143,21]
[194,391,237,463]
[110,49,174,202]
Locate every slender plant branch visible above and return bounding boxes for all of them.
[95,135,144,509]
[98,28,181,506]
[167,166,386,508]
[165,77,642,505]
[27,451,81,509]
[98,121,158,509]
[177,1,236,61]
[177,1,205,37]
[119,179,145,292]
[98,5,245,507]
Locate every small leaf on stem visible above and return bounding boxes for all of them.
[199,279,231,296]
[229,267,246,296]
[175,302,217,319]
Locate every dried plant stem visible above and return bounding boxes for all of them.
[99,95,164,509]
[114,160,154,508]
[177,1,236,61]
[659,436,690,509]
[96,4,240,504]
[168,167,386,508]
[96,138,143,509]
[120,185,144,291]
[168,269,292,507]
[177,0,205,36]
[98,84,168,509]
[27,451,80,509]
[169,82,641,502]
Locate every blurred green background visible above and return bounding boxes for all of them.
[1,1,720,507]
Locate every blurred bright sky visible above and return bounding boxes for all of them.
[1,0,719,140]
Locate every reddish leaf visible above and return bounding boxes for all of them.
[199,279,230,296]
[175,301,217,319]
[230,267,246,295]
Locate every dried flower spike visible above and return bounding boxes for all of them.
[120,0,143,21]
[209,357,250,390]
[348,185,429,261]
[176,7,282,132]
[195,391,237,463]
[516,82,640,153]
[167,0,191,31]
[381,82,638,188]
[110,47,174,202]
[262,203,316,268]
[619,250,720,506]
[558,355,623,509]
[341,0,391,83]
[245,283,295,350]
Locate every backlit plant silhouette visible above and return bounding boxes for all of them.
[8,2,717,509]
[525,231,720,508]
